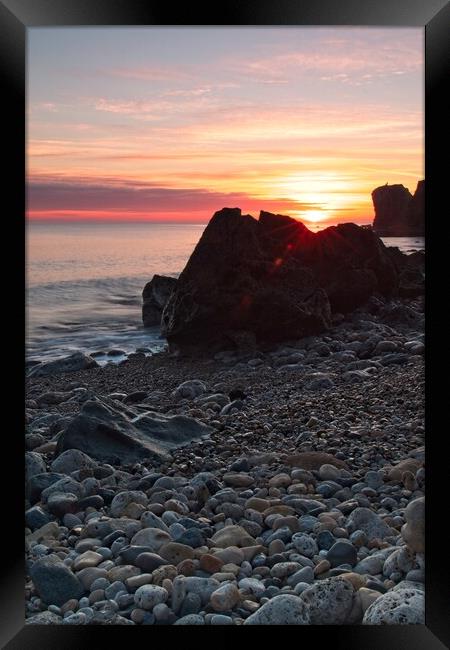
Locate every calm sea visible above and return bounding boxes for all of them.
[26,221,425,363]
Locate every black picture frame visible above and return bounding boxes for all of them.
[1,0,448,647]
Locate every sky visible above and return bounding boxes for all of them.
[27,27,424,226]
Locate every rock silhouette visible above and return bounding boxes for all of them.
[372,181,424,236]
[142,274,177,327]
[161,208,399,352]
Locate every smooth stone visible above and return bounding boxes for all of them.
[291,533,318,558]
[76,567,108,590]
[110,491,148,517]
[25,452,47,480]
[359,587,382,613]
[319,464,341,480]
[140,511,171,532]
[73,551,103,571]
[126,574,153,590]
[173,614,205,625]
[346,507,394,539]
[25,506,52,530]
[51,449,96,475]
[199,554,224,574]
[401,497,424,553]
[159,542,194,564]
[327,540,358,568]
[179,592,202,617]
[271,562,301,579]
[134,552,167,572]
[107,565,141,582]
[210,583,240,611]
[30,555,84,606]
[211,614,234,625]
[105,581,126,599]
[184,577,220,605]
[210,526,255,548]
[223,473,254,488]
[317,530,336,550]
[287,566,314,586]
[175,528,205,548]
[244,594,310,625]
[130,528,171,552]
[133,584,168,610]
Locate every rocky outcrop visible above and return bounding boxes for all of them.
[142,275,177,327]
[372,181,424,236]
[55,398,211,465]
[385,248,424,298]
[161,208,398,352]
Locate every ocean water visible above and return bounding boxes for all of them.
[26,222,206,364]
[26,221,425,364]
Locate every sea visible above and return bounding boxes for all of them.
[26,221,425,365]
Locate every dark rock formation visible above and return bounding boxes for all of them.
[385,248,424,298]
[372,181,424,236]
[161,208,399,352]
[55,398,211,465]
[407,180,425,234]
[142,274,177,327]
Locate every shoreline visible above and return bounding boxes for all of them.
[25,295,425,626]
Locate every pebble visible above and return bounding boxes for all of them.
[291,533,318,558]
[327,540,358,568]
[362,586,424,624]
[300,578,354,624]
[210,583,240,611]
[134,585,168,610]
[244,594,310,625]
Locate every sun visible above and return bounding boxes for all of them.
[301,209,327,223]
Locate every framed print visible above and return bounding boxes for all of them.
[1,0,448,647]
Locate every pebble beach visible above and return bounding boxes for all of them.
[25,294,425,626]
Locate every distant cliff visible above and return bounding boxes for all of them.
[372,180,424,236]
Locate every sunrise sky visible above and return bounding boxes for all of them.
[27,27,424,225]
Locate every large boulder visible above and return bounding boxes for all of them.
[372,181,424,236]
[54,398,211,465]
[29,555,84,606]
[243,594,310,625]
[27,352,98,378]
[142,275,177,327]
[362,585,424,624]
[161,208,398,352]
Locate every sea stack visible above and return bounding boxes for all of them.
[372,181,424,236]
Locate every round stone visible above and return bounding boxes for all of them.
[134,585,168,610]
[210,583,240,612]
[291,533,318,558]
[363,587,424,624]
[401,497,424,553]
[327,541,358,568]
[244,594,310,625]
[300,577,354,624]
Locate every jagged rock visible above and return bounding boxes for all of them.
[142,274,177,327]
[27,352,99,377]
[372,181,424,236]
[161,208,397,352]
[54,399,211,465]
